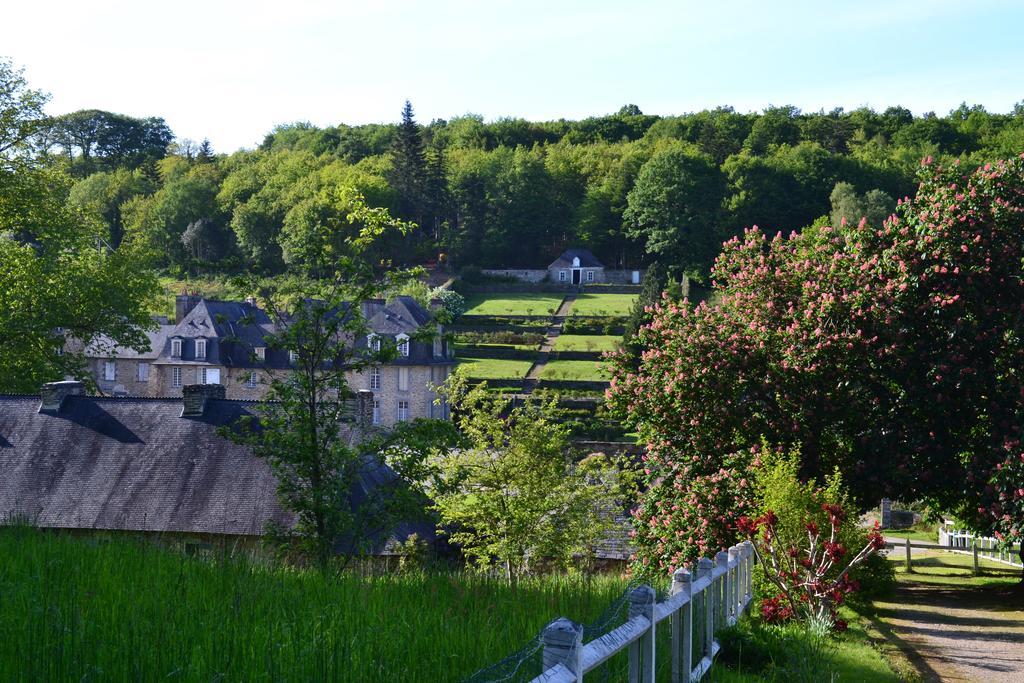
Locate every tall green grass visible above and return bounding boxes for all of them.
[0,528,627,682]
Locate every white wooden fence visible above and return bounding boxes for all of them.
[533,541,755,683]
[938,521,1023,569]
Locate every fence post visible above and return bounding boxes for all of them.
[972,539,980,576]
[715,551,729,629]
[697,557,714,663]
[671,567,693,683]
[905,537,913,573]
[742,540,754,608]
[628,585,656,683]
[728,546,740,621]
[541,617,583,682]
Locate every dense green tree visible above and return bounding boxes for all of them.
[49,109,173,174]
[624,145,725,277]
[0,62,159,392]
[828,181,895,228]
[431,376,618,582]
[68,168,154,247]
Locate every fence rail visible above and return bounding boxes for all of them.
[937,523,1023,569]
[530,541,755,683]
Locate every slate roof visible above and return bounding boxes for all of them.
[366,295,433,336]
[549,248,604,269]
[85,323,175,360]
[0,394,434,551]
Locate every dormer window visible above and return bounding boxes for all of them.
[433,336,443,358]
[368,334,381,353]
[289,350,298,365]
[254,347,266,362]
[572,256,580,267]
[396,334,409,357]
[195,339,207,359]
[170,338,182,358]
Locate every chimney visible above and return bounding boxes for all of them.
[181,383,226,417]
[356,390,375,426]
[39,380,84,413]
[175,293,202,323]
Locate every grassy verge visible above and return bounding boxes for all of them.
[569,293,637,317]
[540,360,611,381]
[0,528,629,682]
[457,357,533,380]
[463,294,565,316]
[888,547,1021,587]
[883,528,936,543]
[714,608,902,682]
[552,334,621,353]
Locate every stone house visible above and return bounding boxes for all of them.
[0,381,435,555]
[83,294,455,428]
[548,248,606,285]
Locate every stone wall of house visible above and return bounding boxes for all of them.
[350,364,450,427]
[90,358,157,397]
[548,266,605,284]
[481,269,549,283]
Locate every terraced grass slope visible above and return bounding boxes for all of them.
[463,294,565,316]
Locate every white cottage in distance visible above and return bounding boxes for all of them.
[481,247,642,284]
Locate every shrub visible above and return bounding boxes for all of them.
[749,447,894,611]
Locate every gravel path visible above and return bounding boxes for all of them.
[875,582,1024,682]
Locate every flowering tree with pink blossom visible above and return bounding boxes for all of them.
[608,154,1024,573]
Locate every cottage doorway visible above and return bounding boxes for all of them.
[572,269,581,285]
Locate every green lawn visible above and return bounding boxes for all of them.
[884,527,937,543]
[540,360,611,381]
[0,528,629,682]
[888,547,1022,587]
[552,334,621,353]
[463,294,565,316]
[568,293,638,317]
[457,357,533,380]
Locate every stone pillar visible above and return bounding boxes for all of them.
[880,498,892,529]
[181,383,226,417]
[356,390,375,426]
[39,380,84,413]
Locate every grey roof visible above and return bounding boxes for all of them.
[0,394,434,551]
[549,248,604,269]
[85,323,175,360]
[367,296,432,336]
[0,394,289,536]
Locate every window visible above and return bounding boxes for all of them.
[199,367,221,384]
[289,350,298,365]
[246,371,258,388]
[397,400,409,422]
[370,367,381,390]
[368,334,381,352]
[372,399,381,425]
[398,367,409,391]
[396,335,409,357]
[587,270,594,282]
[559,270,567,282]
[172,367,182,388]
[433,336,443,357]
[170,338,182,357]
[195,339,207,359]
[254,347,266,362]
[137,362,150,382]
[103,361,116,381]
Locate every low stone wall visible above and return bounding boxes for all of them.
[604,269,645,285]
[481,269,548,283]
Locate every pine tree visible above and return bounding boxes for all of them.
[423,146,450,241]
[196,138,214,164]
[389,101,427,226]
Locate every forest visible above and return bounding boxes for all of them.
[40,99,1024,278]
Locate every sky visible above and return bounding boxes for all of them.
[4,0,1023,153]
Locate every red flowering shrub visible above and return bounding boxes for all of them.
[739,504,886,629]
[608,154,1024,569]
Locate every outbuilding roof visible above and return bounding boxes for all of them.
[548,248,604,269]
